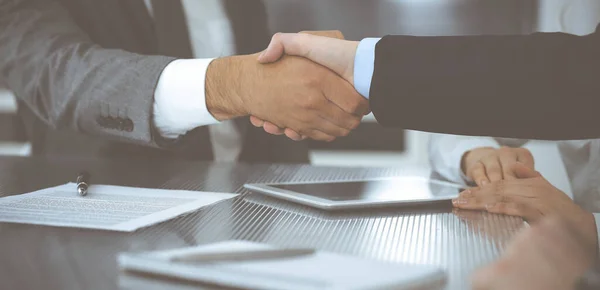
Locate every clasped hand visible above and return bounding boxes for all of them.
[248,31,363,141]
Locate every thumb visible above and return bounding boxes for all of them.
[512,162,542,179]
[257,33,304,63]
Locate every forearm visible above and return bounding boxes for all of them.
[0,0,174,146]
[369,28,600,140]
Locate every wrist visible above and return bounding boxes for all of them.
[205,56,248,120]
[345,41,360,85]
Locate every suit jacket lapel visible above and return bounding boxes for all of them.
[151,0,194,58]
[222,0,271,55]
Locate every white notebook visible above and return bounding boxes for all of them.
[118,240,446,290]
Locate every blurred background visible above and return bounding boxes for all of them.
[0,0,598,167]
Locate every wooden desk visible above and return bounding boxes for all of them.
[0,157,524,290]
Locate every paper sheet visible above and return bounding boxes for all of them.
[0,183,237,232]
[118,240,447,290]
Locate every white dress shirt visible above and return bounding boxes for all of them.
[429,134,600,253]
[146,0,243,162]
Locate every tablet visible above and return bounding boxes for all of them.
[244,177,464,210]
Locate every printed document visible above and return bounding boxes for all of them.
[0,183,237,232]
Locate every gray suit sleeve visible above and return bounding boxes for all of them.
[0,0,176,147]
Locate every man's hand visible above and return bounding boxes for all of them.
[472,217,595,290]
[462,147,534,187]
[205,51,367,141]
[258,32,358,84]
[250,31,364,141]
[452,162,598,251]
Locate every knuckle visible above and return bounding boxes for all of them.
[348,117,361,130]
[340,128,351,137]
[473,162,485,172]
[520,148,534,158]
[346,98,364,114]
[481,155,496,164]
[271,32,283,42]
[498,146,512,152]
[297,128,312,137]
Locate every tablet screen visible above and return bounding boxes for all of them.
[270,178,463,202]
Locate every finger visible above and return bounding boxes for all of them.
[321,73,370,116]
[263,122,285,135]
[257,33,291,63]
[258,30,344,65]
[512,163,542,179]
[516,148,535,170]
[311,91,361,133]
[304,129,336,142]
[498,149,519,180]
[469,161,490,187]
[258,33,317,64]
[452,188,487,210]
[250,116,265,127]
[300,30,345,39]
[453,186,517,211]
[308,114,353,137]
[481,155,503,182]
[319,103,362,136]
[284,128,305,141]
[485,201,543,222]
[452,208,484,222]
[259,33,356,83]
[291,99,353,138]
[474,179,538,199]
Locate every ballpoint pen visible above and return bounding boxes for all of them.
[170,248,316,263]
[76,171,90,196]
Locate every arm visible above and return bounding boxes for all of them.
[0,1,367,145]
[370,28,600,140]
[0,0,174,147]
[257,28,600,140]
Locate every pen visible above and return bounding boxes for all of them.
[170,248,315,263]
[76,171,90,196]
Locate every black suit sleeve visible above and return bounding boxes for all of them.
[369,25,600,140]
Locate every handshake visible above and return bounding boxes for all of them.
[204,31,367,142]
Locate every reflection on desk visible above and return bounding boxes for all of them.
[0,157,525,290]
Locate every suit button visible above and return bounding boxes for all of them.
[123,119,134,132]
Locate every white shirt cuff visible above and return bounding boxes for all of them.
[353,38,380,99]
[594,213,600,256]
[153,58,220,139]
